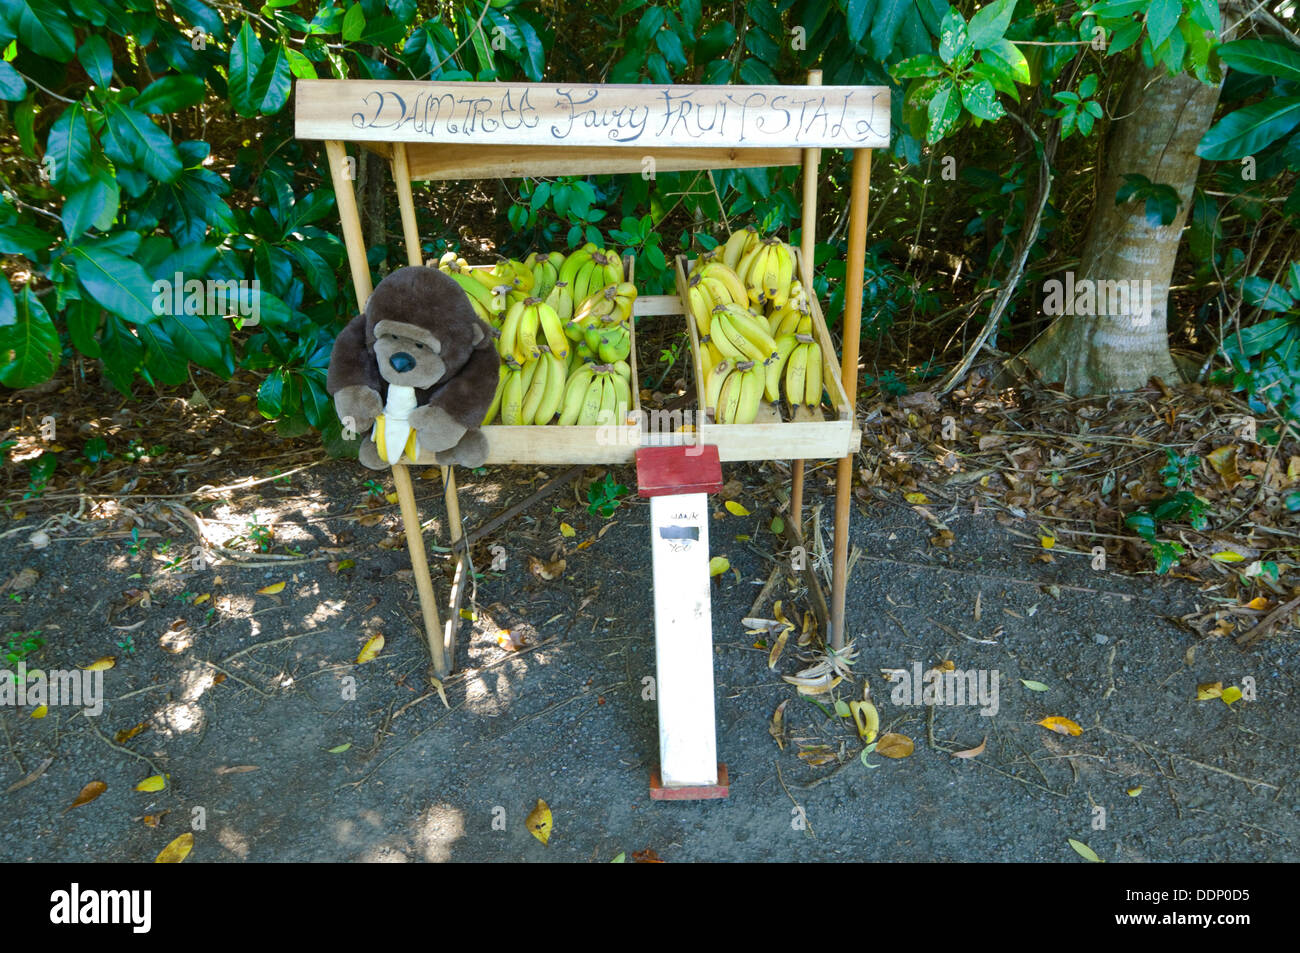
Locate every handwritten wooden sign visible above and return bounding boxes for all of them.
[295,81,889,150]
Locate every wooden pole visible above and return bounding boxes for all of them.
[790,69,822,538]
[325,141,373,303]
[829,147,871,650]
[388,142,455,677]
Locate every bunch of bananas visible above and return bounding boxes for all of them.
[439,245,637,426]
[685,228,826,424]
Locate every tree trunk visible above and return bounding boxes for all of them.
[1022,59,1224,393]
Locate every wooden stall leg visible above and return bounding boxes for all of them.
[392,463,448,677]
[325,141,374,303]
[442,466,468,666]
[830,148,871,650]
[391,142,470,674]
[790,69,822,539]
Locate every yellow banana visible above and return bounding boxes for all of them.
[558,363,595,425]
[804,340,823,410]
[482,361,507,425]
[608,367,632,420]
[500,367,524,426]
[716,366,743,424]
[719,304,778,363]
[687,277,714,337]
[576,373,604,426]
[518,299,543,360]
[535,350,567,424]
[704,359,732,419]
[520,347,549,424]
[537,299,569,359]
[721,226,756,271]
[558,248,593,286]
[765,333,800,402]
[735,364,763,425]
[707,312,746,362]
[784,342,809,410]
[497,296,527,361]
[699,261,748,307]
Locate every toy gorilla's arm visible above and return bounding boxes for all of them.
[436,338,500,430]
[326,313,385,433]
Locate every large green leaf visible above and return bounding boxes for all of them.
[14,0,76,62]
[69,244,159,325]
[64,297,102,358]
[927,79,962,142]
[138,321,189,385]
[871,0,909,61]
[0,285,60,388]
[1217,39,1300,84]
[228,20,264,117]
[250,42,292,114]
[77,35,114,87]
[0,62,27,101]
[967,0,1015,50]
[1197,97,1300,160]
[1144,0,1180,50]
[845,0,873,45]
[133,75,206,113]
[103,104,183,182]
[45,103,94,186]
[162,311,231,374]
[62,170,120,239]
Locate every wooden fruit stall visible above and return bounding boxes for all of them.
[294,77,888,677]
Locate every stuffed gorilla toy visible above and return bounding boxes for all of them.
[327,266,499,469]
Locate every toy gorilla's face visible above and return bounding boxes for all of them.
[372,319,449,390]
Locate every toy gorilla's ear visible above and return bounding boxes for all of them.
[469,322,488,348]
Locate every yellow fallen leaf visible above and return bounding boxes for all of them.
[30,705,47,719]
[709,556,729,577]
[724,500,750,516]
[1210,551,1244,562]
[458,608,475,621]
[1196,682,1223,700]
[193,592,210,605]
[328,743,351,753]
[357,633,385,664]
[135,775,166,792]
[769,700,787,750]
[1220,686,1243,705]
[904,492,929,504]
[1020,679,1050,692]
[1127,786,1143,797]
[1040,535,1056,549]
[560,522,575,538]
[767,626,789,669]
[83,656,115,671]
[1037,716,1082,736]
[876,733,914,758]
[257,581,285,595]
[385,492,399,504]
[1244,597,1271,611]
[527,798,552,845]
[1068,838,1103,863]
[155,832,194,863]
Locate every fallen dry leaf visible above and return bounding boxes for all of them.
[952,737,987,759]
[527,555,566,580]
[526,798,552,845]
[1037,716,1083,736]
[154,832,194,863]
[769,700,787,750]
[356,633,385,664]
[5,756,53,794]
[256,581,286,595]
[876,733,914,758]
[65,780,107,812]
[215,765,259,775]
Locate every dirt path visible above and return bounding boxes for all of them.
[1,456,1295,863]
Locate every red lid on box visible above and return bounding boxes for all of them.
[636,445,722,497]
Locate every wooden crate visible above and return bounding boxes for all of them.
[674,254,858,462]
[410,256,642,466]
